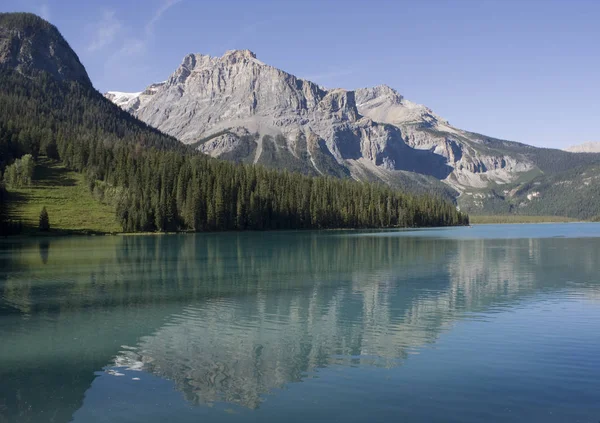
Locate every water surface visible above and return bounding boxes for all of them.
[1,224,600,422]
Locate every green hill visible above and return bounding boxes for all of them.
[5,158,120,234]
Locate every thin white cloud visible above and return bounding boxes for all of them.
[145,0,183,36]
[113,0,183,57]
[39,3,50,21]
[88,0,183,56]
[87,10,123,52]
[97,0,184,91]
[120,39,147,56]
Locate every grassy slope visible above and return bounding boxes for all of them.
[5,158,121,233]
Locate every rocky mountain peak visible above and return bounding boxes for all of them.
[180,53,199,70]
[564,141,600,153]
[355,84,449,129]
[105,49,543,194]
[179,50,262,70]
[223,49,257,61]
[359,84,404,104]
[0,13,91,85]
[168,50,267,87]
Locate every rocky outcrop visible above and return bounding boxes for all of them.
[0,13,91,85]
[565,142,600,153]
[105,50,538,192]
[354,86,535,189]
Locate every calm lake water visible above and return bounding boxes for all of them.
[1,224,600,423]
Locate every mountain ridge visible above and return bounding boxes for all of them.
[104,49,545,195]
[104,49,600,219]
[565,141,600,153]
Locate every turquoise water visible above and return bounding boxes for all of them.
[1,224,600,422]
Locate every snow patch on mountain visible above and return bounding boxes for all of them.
[105,91,141,108]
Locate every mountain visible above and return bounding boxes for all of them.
[0,13,187,174]
[0,13,90,85]
[0,13,182,145]
[105,50,537,192]
[565,142,600,153]
[105,51,450,196]
[1,13,466,234]
[106,50,600,219]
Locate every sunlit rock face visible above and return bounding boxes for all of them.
[105,50,539,193]
[565,142,600,153]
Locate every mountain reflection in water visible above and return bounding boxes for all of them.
[1,226,599,422]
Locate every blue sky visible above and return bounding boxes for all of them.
[3,0,599,149]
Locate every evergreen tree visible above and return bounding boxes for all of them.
[39,206,50,231]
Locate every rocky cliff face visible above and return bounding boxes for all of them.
[565,142,600,153]
[105,50,537,192]
[353,85,533,188]
[0,13,91,85]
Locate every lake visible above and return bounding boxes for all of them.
[1,224,600,423]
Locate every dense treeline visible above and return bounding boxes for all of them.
[112,151,466,231]
[0,54,468,233]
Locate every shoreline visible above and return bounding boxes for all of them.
[2,224,473,239]
[4,221,600,239]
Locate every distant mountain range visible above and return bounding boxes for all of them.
[104,50,600,218]
[565,142,600,153]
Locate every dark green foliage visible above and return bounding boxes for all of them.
[188,129,232,149]
[451,131,600,220]
[113,151,468,232]
[459,163,600,220]
[509,165,600,219]
[38,206,49,231]
[0,12,52,28]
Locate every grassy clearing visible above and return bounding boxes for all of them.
[470,215,578,224]
[6,158,121,234]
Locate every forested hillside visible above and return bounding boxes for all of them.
[0,13,467,234]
